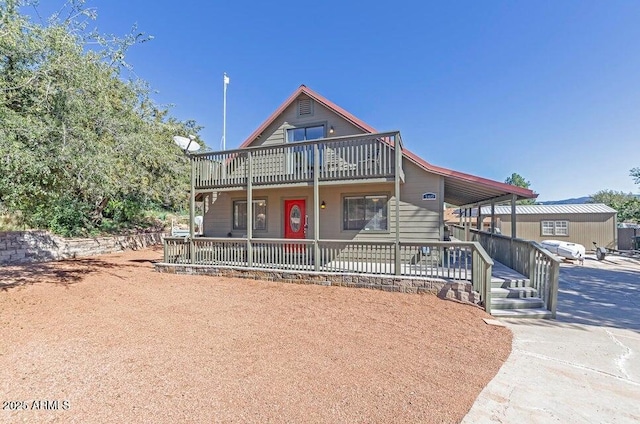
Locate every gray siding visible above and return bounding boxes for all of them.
[247,95,366,148]
[202,159,444,242]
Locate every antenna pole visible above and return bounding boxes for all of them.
[222,73,230,150]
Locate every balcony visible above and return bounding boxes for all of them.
[191,131,405,190]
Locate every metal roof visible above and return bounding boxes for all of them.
[480,203,617,215]
[239,85,538,206]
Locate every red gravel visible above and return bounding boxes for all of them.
[0,247,511,423]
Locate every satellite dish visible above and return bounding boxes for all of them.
[173,135,201,152]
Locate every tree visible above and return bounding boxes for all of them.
[631,168,640,185]
[0,1,197,235]
[590,190,640,223]
[504,173,535,205]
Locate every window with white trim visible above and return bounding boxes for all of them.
[343,195,388,231]
[541,220,569,236]
[233,199,267,231]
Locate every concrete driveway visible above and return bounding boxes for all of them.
[463,255,640,423]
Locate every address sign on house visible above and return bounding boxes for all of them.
[422,192,437,200]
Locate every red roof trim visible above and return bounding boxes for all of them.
[402,149,537,199]
[239,85,536,200]
[238,85,377,149]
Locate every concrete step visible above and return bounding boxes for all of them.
[491,297,544,310]
[491,308,552,319]
[491,277,530,289]
[491,286,539,299]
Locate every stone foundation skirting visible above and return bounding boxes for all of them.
[0,230,164,265]
[154,262,482,304]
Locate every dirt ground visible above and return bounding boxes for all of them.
[0,247,511,423]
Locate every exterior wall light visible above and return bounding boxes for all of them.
[321,201,326,209]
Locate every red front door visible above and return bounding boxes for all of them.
[284,199,306,239]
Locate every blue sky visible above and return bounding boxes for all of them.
[26,1,640,201]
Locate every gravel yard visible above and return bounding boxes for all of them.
[1,247,511,423]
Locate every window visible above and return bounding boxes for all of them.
[554,221,569,236]
[233,200,267,231]
[541,221,555,236]
[286,125,325,143]
[286,125,325,173]
[541,220,569,236]
[343,195,388,231]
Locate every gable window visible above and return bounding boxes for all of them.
[286,125,325,143]
[233,199,267,231]
[541,220,569,236]
[343,195,388,231]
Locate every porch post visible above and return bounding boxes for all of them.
[510,195,517,239]
[490,200,495,233]
[510,194,516,268]
[246,152,253,267]
[476,203,482,231]
[313,144,320,271]
[189,154,196,264]
[465,208,470,241]
[394,138,401,275]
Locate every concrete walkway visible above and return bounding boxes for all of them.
[463,255,640,423]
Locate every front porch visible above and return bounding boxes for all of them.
[160,236,494,308]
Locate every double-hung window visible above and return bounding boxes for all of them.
[343,195,388,231]
[541,220,569,236]
[233,199,267,231]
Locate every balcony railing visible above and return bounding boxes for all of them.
[191,132,403,189]
[163,237,493,311]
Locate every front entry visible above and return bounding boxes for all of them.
[284,199,306,240]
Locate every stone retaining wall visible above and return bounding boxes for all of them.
[154,262,481,304]
[0,231,164,265]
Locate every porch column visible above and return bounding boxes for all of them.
[246,152,253,267]
[490,200,495,233]
[510,194,517,239]
[394,139,401,275]
[465,208,470,241]
[189,154,196,264]
[476,203,482,231]
[313,144,320,271]
[510,194,516,268]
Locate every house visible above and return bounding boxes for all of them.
[483,204,618,249]
[161,85,559,316]
[196,85,535,244]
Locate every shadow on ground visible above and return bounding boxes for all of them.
[1,258,124,290]
[556,260,639,332]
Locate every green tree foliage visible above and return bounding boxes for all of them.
[0,0,197,235]
[589,190,640,223]
[504,172,535,205]
[631,167,640,185]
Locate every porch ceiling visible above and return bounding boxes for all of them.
[443,177,524,207]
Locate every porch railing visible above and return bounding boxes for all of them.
[163,237,493,311]
[191,132,402,189]
[450,224,560,317]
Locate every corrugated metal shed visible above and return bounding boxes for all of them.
[480,204,617,215]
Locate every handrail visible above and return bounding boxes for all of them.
[451,224,560,317]
[190,131,402,157]
[163,236,494,313]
